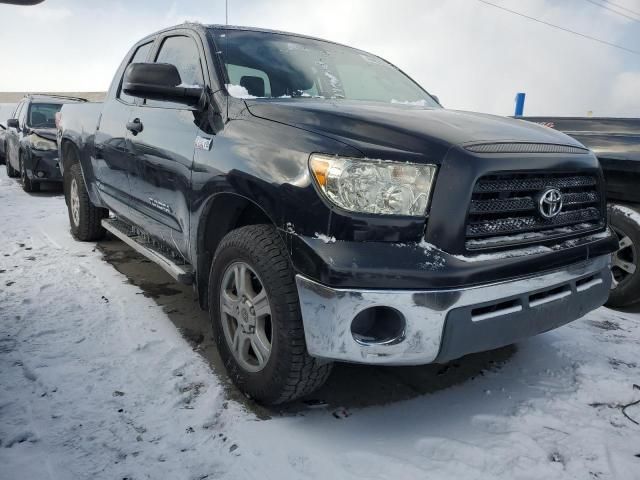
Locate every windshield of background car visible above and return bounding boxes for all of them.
[27,102,62,128]
[210,28,439,106]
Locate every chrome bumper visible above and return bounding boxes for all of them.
[296,255,611,365]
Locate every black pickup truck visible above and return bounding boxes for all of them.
[524,117,640,307]
[57,24,618,404]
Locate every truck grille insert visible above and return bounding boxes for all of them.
[466,172,604,250]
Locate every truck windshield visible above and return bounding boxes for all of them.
[28,103,62,128]
[210,28,439,106]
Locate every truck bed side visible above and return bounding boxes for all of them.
[57,102,104,205]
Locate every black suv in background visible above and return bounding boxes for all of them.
[5,94,86,192]
[0,103,17,164]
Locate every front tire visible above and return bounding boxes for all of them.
[66,163,108,241]
[20,154,40,193]
[209,224,332,405]
[606,204,640,308]
[6,156,19,178]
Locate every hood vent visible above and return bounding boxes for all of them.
[465,143,588,154]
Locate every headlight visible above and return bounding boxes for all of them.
[28,134,57,151]
[309,154,437,216]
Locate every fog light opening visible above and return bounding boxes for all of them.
[351,306,406,346]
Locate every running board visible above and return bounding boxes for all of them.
[101,218,194,285]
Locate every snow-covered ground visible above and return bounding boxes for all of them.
[1,168,639,480]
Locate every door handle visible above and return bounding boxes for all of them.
[126,118,143,135]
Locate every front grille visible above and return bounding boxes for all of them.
[466,172,604,250]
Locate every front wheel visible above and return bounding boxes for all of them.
[6,157,19,178]
[606,204,640,308]
[209,224,332,405]
[65,163,108,241]
[20,154,40,193]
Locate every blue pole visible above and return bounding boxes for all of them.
[514,92,526,117]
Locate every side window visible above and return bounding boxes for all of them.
[118,42,153,104]
[155,36,204,87]
[15,102,27,127]
[145,35,204,108]
[12,102,24,123]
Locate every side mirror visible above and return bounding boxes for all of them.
[7,118,19,129]
[122,63,204,106]
[431,95,441,106]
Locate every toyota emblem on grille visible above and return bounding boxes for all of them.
[538,188,563,219]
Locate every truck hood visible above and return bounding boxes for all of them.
[31,128,57,142]
[245,99,584,162]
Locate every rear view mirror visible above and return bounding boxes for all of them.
[7,119,19,129]
[122,63,204,106]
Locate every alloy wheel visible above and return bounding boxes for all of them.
[219,261,272,373]
[20,158,26,184]
[611,226,637,289]
[70,178,81,227]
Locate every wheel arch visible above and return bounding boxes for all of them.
[195,192,285,310]
[60,138,104,207]
[60,139,81,201]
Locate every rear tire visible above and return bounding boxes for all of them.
[209,224,332,405]
[606,204,640,308]
[20,154,40,193]
[66,163,108,241]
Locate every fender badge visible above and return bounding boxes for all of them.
[195,136,213,151]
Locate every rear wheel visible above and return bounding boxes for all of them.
[209,224,332,405]
[20,153,40,193]
[66,163,108,241]
[606,204,640,308]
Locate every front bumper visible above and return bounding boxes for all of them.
[27,150,62,182]
[296,254,611,365]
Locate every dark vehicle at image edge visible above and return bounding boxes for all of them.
[57,24,618,404]
[523,117,640,308]
[0,103,17,165]
[5,94,86,192]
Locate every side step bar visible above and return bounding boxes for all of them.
[101,218,194,285]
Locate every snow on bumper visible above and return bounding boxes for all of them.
[296,254,611,365]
